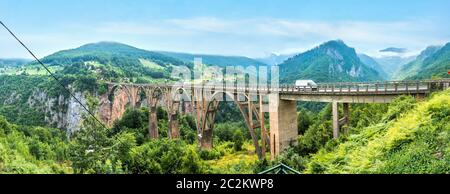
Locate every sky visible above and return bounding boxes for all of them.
[1,0,450,59]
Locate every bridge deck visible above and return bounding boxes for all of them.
[106,79,450,102]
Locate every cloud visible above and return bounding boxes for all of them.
[380,47,408,53]
[93,17,447,49]
[167,17,241,33]
[94,22,189,36]
[3,17,448,58]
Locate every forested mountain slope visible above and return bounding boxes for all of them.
[393,45,443,80]
[279,40,383,83]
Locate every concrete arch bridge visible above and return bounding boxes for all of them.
[98,79,450,159]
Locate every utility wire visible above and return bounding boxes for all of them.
[0,20,108,130]
[1,21,143,161]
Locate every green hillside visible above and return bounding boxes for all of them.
[305,90,450,173]
[0,116,72,173]
[408,43,450,80]
[393,45,442,80]
[279,40,383,83]
[29,42,189,83]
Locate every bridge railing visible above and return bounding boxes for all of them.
[281,79,450,94]
[105,78,450,95]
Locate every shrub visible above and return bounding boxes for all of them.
[233,130,244,152]
[383,95,416,121]
[199,149,223,160]
[179,115,197,144]
[127,139,203,174]
[274,147,309,172]
[297,109,314,135]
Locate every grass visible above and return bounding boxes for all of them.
[305,90,450,174]
[205,141,258,174]
[139,59,165,70]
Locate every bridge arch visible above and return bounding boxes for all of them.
[200,91,265,159]
[108,84,133,105]
[132,85,148,108]
[171,87,192,102]
[161,87,193,139]
[107,84,134,126]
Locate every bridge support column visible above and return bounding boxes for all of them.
[343,103,350,134]
[149,107,159,139]
[259,96,267,159]
[198,98,219,150]
[168,114,180,139]
[332,102,351,138]
[269,94,298,160]
[332,101,339,139]
[200,129,213,150]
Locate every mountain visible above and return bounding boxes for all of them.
[279,40,384,83]
[158,51,266,68]
[31,42,188,83]
[358,54,389,79]
[404,43,450,79]
[374,56,416,79]
[256,53,296,66]
[393,45,443,80]
[0,58,31,68]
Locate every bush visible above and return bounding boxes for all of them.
[297,109,314,135]
[297,121,333,156]
[29,138,56,160]
[112,108,147,134]
[111,108,148,145]
[0,116,71,174]
[199,149,223,160]
[253,158,270,173]
[233,130,244,152]
[215,123,239,142]
[383,95,416,121]
[274,147,309,172]
[68,117,126,174]
[0,116,13,135]
[127,139,203,174]
[179,115,197,144]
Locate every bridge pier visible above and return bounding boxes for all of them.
[343,103,350,134]
[149,106,159,139]
[332,102,339,139]
[269,94,298,159]
[168,114,180,139]
[332,102,350,139]
[200,129,213,150]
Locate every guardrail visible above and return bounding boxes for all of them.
[279,79,450,94]
[106,78,450,95]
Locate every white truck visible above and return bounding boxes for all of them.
[295,80,318,91]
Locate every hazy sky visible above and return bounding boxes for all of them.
[1,0,450,58]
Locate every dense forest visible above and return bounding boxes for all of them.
[1,87,449,174]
